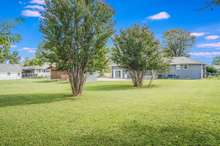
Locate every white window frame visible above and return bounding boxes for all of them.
[176,65,181,70]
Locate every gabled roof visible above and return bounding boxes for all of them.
[168,57,205,65]
[0,64,22,73]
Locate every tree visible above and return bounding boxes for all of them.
[9,51,20,64]
[0,18,22,63]
[163,29,195,57]
[112,25,166,88]
[41,0,113,96]
[214,0,220,4]
[206,66,218,74]
[212,56,220,65]
[23,57,43,66]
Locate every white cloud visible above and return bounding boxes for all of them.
[25,5,44,11]
[21,10,41,17]
[205,35,220,40]
[30,0,45,5]
[197,42,220,48]
[190,51,220,57]
[190,32,206,37]
[148,11,170,20]
[22,47,36,53]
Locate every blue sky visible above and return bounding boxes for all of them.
[1,0,220,64]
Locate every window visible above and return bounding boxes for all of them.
[182,65,188,70]
[176,65,181,70]
[7,72,11,76]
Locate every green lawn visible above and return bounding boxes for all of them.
[0,79,220,146]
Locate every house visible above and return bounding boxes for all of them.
[161,57,206,79]
[213,65,220,73]
[50,67,97,82]
[22,64,51,78]
[112,64,155,80]
[0,64,22,80]
[112,57,206,80]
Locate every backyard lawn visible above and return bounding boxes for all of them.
[0,79,220,146]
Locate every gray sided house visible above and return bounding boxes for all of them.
[161,57,206,79]
[112,64,154,80]
[112,57,206,80]
[0,64,22,80]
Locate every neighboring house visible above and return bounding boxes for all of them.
[112,57,206,80]
[50,67,97,82]
[112,64,154,80]
[161,57,206,79]
[0,64,22,80]
[213,65,220,73]
[22,64,51,78]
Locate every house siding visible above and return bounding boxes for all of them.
[112,66,155,80]
[0,72,22,80]
[163,64,205,79]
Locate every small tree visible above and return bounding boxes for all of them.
[163,29,195,57]
[41,0,113,96]
[206,66,218,74]
[112,25,165,87]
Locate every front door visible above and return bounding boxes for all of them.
[115,70,121,78]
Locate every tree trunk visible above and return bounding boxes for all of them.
[68,69,86,96]
[148,70,155,88]
[129,70,144,87]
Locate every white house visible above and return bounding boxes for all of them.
[0,64,22,80]
[213,65,220,73]
[22,64,51,78]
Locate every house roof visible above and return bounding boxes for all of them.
[168,57,205,65]
[23,64,50,70]
[0,64,22,73]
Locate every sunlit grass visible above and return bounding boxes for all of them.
[0,79,220,146]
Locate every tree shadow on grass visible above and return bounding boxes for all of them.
[33,80,69,84]
[85,84,160,91]
[69,121,220,146]
[0,93,76,107]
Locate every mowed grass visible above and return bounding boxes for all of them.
[0,79,220,146]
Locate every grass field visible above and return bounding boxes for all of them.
[0,79,220,146]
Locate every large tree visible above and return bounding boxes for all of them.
[41,0,113,96]
[163,29,195,57]
[0,19,22,63]
[112,25,166,87]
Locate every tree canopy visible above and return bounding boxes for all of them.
[112,25,166,87]
[0,18,22,64]
[163,29,195,57]
[41,0,113,96]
